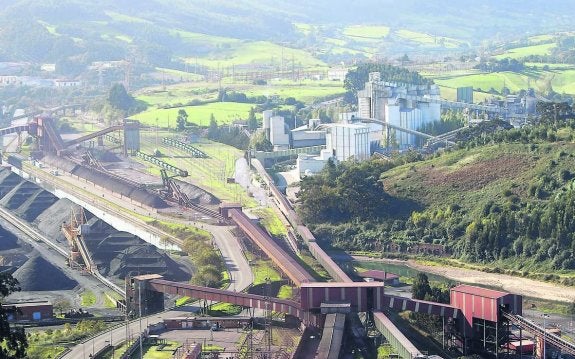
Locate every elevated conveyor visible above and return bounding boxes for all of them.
[65,125,123,147]
[502,312,575,356]
[317,313,346,359]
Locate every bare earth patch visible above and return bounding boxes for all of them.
[424,154,532,191]
[353,256,575,303]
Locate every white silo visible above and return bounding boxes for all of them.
[326,123,370,162]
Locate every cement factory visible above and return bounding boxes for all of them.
[0,75,567,359]
[254,71,536,179]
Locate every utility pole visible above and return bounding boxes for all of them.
[139,280,143,359]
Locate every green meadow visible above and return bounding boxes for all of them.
[494,42,556,60]
[132,102,256,126]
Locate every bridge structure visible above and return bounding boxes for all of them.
[128,201,553,358]
[0,116,137,156]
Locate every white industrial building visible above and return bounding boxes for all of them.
[297,122,370,178]
[325,123,370,162]
[296,149,333,178]
[290,119,325,148]
[268,115,290,150]
[357,72,441,148]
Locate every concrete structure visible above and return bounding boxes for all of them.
[262,110,273,139]
[3,301,53,321]
[296,149,332,178]
[123,119,141,154]
[326,123,370,162]
[294,122,370,177]
[291,119,326,148]
[269,115,290,149]
[357,72,441,148]
[457,86,474,103]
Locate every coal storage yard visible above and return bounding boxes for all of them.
[0,167,193,295]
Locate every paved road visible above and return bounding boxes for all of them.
[61,223,253,359]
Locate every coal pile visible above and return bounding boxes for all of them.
[176,180,219,205]
[109,245,190,281]
[34,199,84,245]
[14,189,58,222]
[41,154,77,172]
[13,255,78,291]
[0,225,19,251]
[0,181,38,210]
[0,169,24,197]
[0,176,59,221]
[86,232,190,282]
[71,165,168,209]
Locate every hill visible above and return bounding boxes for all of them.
[0,0,573,66]
[298,119,575,281]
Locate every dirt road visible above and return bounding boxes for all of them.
[354,256,575,303]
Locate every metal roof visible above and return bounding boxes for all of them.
[451,284,508,299]
[301,282,384,288]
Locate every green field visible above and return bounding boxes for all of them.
[243,80,345,102]
[173,29,240,47]
[253,259,282,285]
[184,41,327,70]
[433,66,575,97]
[133,102,256,126]
[494,42,556,60]
[134,79,345,123]
[434,71,530,93]
[543,69,575,94]
[343,25,390,39]
[396,29,466,48]
[81,290,96,307]
[251,208,287,237]
[136,85,218,108]
[136,130,256,205]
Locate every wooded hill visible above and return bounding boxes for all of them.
[298,107,575,281]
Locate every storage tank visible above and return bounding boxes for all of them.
[262,110,273,130]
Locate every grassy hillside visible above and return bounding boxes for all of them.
[430,65,575,99]
[1,0,573,68]
[493,43,557,60]
[300,120,575,279]
[382,142,570,219]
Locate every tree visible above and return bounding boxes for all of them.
[412,273,432,300]
[207,114,218,139]
[0,273,28,358]
[247,107,258,131]
[176,109,188,131]
[107,83,133,112]
[249,132,272,151]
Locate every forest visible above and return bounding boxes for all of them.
[298,101,575,278]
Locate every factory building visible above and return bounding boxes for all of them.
[325,123,370,162]
[266,116,326,150]
[290,118,326,148]
[296,149,333,178]
[297,122,370,178]
[268,115,290,150]
[357,72,441,148]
